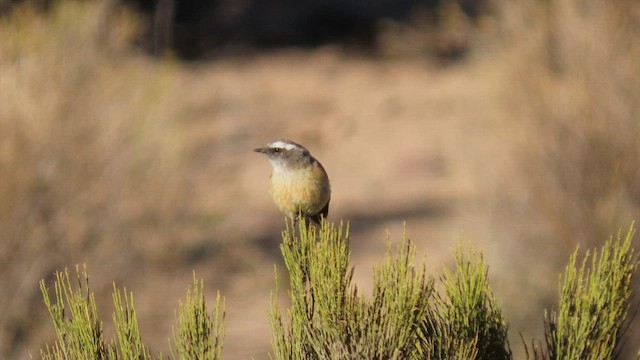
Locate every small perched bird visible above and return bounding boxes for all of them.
[254,140,331,225]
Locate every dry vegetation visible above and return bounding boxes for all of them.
[493,0,640,248]
[1,0,639,359]
[0,1,188,357]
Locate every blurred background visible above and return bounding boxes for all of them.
[1,0,639,358]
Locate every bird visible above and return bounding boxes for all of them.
[254,140,331,226]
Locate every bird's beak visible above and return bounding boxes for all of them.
[253,147,266,153]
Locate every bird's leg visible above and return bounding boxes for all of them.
[289,214,300,242]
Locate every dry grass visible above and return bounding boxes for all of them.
[492,0,640,248]
[0,1,186,357]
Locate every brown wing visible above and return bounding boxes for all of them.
[306,200,329,226]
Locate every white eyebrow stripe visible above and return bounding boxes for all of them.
[268,140,297,151]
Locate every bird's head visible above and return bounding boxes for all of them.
[254,140,313,169]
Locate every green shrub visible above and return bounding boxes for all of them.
[38,222,639,359]
[269,220,509,359]
[39,267,224,360]
[527,225,640,360]
[172,275,225,360]
[427,244,510,359]
[270,220,432,359]
[40,266,111,360]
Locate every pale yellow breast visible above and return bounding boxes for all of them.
[269,165,330,218]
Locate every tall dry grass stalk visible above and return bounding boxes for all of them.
[495,0,640,248]
[0,1,185,357]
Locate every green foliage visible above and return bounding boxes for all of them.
[39,267,224,360]
[532,224,640,360]
[423,244,510,360]
[271,221,640,360]
[40,265,111,360]
[270,219,433,359]
[418,313,479,360]
[172,275,225,360]
[370,235,433,358]
[39,222,640,359]
[269,219,501,360]
[112,285,153,360]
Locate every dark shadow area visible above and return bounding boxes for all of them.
[172,199,454,277]
[1,0,487,59]
[246,199,454,263]
[123,0,487,58]
[342,199,452,235]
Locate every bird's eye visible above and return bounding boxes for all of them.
[273,148,281,154]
